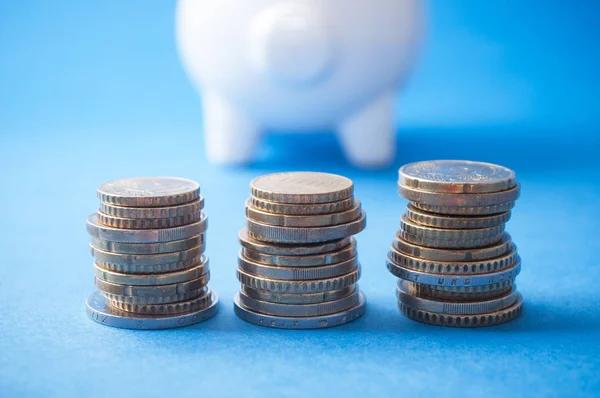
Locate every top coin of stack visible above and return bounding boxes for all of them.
[234,172,367,329]
[387,160,523,327]
[85,177,218,330]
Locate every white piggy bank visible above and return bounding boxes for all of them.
[176,0,425,167]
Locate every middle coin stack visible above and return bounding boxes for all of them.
[234,172,367,329]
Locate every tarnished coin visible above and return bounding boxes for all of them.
[236,267,360,293]
[90,245,203,270]
[408,280,515,298]
[239,229,351,256]
[246,211,366,243]
[240,285,356,304]
[97,177,200,207]
[242,242,356,267]
[86,290,218,330]
[399,160,517,194]
[386,257,521,287]
[99,197,204,219]
[93,256,209,286]
[233,291,366,329]
[238,289,359,317]
[396,280,519,315]
[89,235,204,255]
[388,244,519,275]
[413,201,516,216]
[97,210,202,230]
[109,287,213,315]
[406,204,511,229]
[238,252,358,280]
[398,293,523,327]
[393,232,512,262]
[94,274,210,298]
[245,199,362,227]
[397,229,503,250]
[102,287,207,305]
[400,213,504,241]
[249,196,354,215]
[250,172,353,204]
[399,184,520,207]
[86,213,207,243]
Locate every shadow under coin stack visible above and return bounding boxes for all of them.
[387,161,523,327]
[85,177,218,329]
[234,172,367,329]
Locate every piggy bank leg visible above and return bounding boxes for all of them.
[202,91,261,164]
[337,92,396,168]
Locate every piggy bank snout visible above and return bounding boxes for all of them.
[248,4,336,85]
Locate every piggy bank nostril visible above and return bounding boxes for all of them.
[248,4,336,85]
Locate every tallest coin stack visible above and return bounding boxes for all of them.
[386,160,523,327]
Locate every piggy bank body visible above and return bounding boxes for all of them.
[176,0,424,167]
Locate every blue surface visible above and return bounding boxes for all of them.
[1,1,600,398]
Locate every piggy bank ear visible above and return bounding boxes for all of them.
[247,3,336,85]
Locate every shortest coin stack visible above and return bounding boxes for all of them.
[387,160,523,327]
[234,172,367,329]
[85,177,218,330]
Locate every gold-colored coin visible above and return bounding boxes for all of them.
[398,160,517,194]
[398,293,523,327]
[97,210,202,229]
[250,172,353,204]
[406,204,511,229]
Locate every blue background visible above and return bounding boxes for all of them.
[1,1,599,397]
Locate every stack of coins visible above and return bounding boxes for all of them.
[234,172,367,329]
[85,177,218,329]
[387,160,523,327]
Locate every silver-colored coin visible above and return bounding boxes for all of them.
[246,211,366,244]
[93,256,209,286]
[398,293,523,327]
[86,290,218,329]
[97,210,202,230]
[399,184,520,207]
[90,244,203,266]
[240,285,357,304]
[93,257,202,274]
[238,252,358,280]
[396,280,519,315]
[393,232,512,262]
[406,204,511,229]
[388,243,519,275]
[398,160,517,194]
[249,196,354,215]
[397,229,503,249]
[237,267,360,293]
[94,273,210,297]
[413,201,515,216]
[245,199,362,228]
[102,286,208,305]
[90,245,203,274]
[86,212,207,243]
[400,213,505,241]
[386,256,521,287]
[89,235,204,255]
[242,242,356,267]
[108,288,213,315]
[233,291,366,329]
[238,289,360,317]
[239,229,351,256]
[99,197,204,219]
[408,280,515,297]
[97,177,200,207]
[250,172,354,204]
